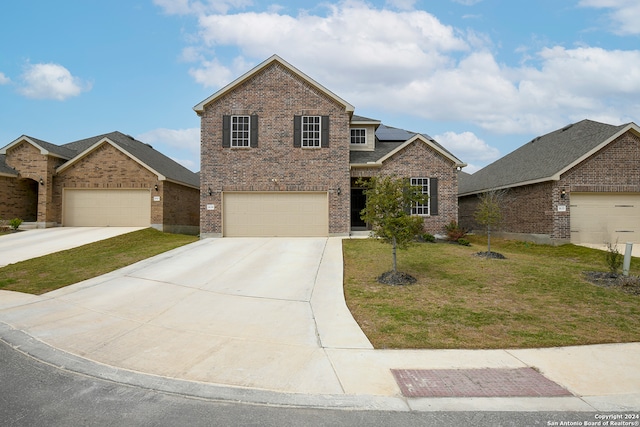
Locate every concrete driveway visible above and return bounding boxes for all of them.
[0,237,373,396]
[0,227,145,267]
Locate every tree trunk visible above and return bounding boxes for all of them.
[487,224,491,253]
[392,235,398,273]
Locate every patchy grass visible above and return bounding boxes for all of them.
[343,235,640,349]
[0,228,198,295]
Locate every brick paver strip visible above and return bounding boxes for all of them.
[391,368,573,398]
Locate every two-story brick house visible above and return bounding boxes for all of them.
[195,55,466,238]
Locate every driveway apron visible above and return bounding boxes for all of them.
[0,238,353,394]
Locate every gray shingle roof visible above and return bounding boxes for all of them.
[62,131,199,188]
[350,124,463,165]
[0,154,18,176]
[27,136,77,159]
[459,119,629,195]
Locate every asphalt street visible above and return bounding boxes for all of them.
[0,340,607,427]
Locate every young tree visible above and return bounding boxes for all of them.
[358,175,428,275]
[474,189,507,254]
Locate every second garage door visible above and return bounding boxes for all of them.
[63,189,151,227]
[570,193,640,244]
[223,192,328,237]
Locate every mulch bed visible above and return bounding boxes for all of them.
[378,271,417,286]
[474,251,506,259]
[583,271,640,295]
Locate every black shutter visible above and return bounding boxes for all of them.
[250,115,258,148]
[429,178,439,216]
[321,116,329,147]
[222,115,231,148]
[293,115,301,147]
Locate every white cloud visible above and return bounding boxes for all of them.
[435,131,500,167]
[18,63,91,101]
[579,0,640,35]
[0,72,10,85]
[137,127,200,170]
[161,0,640,140]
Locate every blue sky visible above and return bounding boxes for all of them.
[1,0,639,173]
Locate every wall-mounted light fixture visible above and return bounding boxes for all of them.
[154,184,159,191]
[39,178,44,186]
[208,187,213,196]
[561,189,566,199]
[336,187,341,195]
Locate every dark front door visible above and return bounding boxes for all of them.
[351,188,367,228]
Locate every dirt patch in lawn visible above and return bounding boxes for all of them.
[584,271,640,296]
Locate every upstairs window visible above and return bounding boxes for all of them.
[231,115,250,147]
[222,115,258,148]
[350,128,366,144]
[302,116,321,148]
[294,115,329,148]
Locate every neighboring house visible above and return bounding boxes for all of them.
[0,131,200,234]
[195,55,466,238]
[458,119,640,245]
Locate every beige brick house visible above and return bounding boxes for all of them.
[0,131,200,234]
[458,119,640,245]
[195,55,465,238]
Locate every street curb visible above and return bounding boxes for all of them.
[0,322,410,411]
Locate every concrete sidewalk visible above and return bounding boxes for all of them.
[0,227,145,267]
[0,237,638,412]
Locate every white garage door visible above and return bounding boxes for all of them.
[63,189,151,227]
[570,193,640,244]
[223,192,328,237]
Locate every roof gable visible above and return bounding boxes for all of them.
[459,119,638,195]
[60,132,199,188]
[0,135,76,160]
[350,124,465,167]
[193,55,355,114]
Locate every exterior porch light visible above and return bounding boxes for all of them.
[337,187,341,195]
[39,177,44,186]
[561,189,566,199]
[208,187,213,196]
[154,184,159,191]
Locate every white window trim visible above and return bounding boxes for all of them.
[411,177,430,216]
[350,128,367,144]
[302,115,321,148]
[231,115,250,148]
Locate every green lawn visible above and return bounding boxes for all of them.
[0,228,198,295]
[343,235,640,349]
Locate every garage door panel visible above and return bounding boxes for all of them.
[223,192,328,237]
[570,193,639,245]
[64,189,151,227]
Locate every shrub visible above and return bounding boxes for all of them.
[605,241,623,276]
[445,220,467,241]
[0,219,9,232]
[457,238,471,246]
[421,233,436,243]
[9,218,22,231]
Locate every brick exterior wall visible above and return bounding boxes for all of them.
[0,175,37,221]
[459,129,640,243]
[351,140,459,235]
[199,62,351,236]
[161,180,200,233]
[4,141,66,224]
